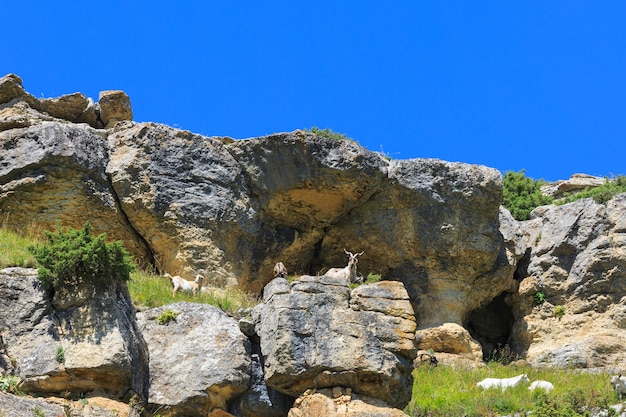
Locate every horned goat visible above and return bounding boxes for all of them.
[164,273,204,296]
[273,262,288,278]
[324,249,364,284]
[610,374,626,400]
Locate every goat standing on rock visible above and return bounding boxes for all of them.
[324,249,364,284]
[164,273,204,296]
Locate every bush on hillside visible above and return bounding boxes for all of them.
[502,170,553,221]
[306,126,353,142]
[556,174,626,205]
[28,222,134,290]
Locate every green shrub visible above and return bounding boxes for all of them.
[533,291,546,305]
[32,406,44,417]
[554,305,566,319]
[28,222,134,290]
[556,175,626,205]
[305,127,353,142]
[502,170,553,221]
[156,309,179,325]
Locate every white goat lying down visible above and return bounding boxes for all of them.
[163,273,204,296]
[477,374,530,392]
[610,374,626,400]
[528,380,554,393]
[324,249,364,283]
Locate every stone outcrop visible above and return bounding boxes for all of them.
[252,276,416,410]
[541,173,607,197]
[137,302,251,416]
[0,120,153,266]
[0,73,132,131]
[0,267,148,400]
[288,388,408,417]
[98,90,133,128]
[504,194,626,368]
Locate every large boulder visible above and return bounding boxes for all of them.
[0,267,149,400]
[507,194,626,368]
[0,121,152,265]
[253,276,416,410]
[137,302,251,416]
[98,90,133,128]
[106,121,250,286]
[287,388,408,417]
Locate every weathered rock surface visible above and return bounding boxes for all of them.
[541,173,608,197]
[0,120,152,265]
[288,388,407,417]
[229,344,295,417]
[0,267,149,399]
[137,302,251,416]
[0,393,139,417]
[416,322,482,359]
[253,276,416,410]
[505,194,626,368]
[0,73,137,130]
[98,90,133,128]
[1,76,515,340]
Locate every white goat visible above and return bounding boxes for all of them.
[528,380,554,393]
[273,262,288,278]
[477,374,530,392]
[164,273,204,296]
[610,374,626,400]
[324,249,364,284]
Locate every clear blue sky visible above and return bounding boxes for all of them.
[5,1,625,181]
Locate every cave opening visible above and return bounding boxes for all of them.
[466,292,515,362]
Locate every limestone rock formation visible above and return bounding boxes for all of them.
[0,120,152,265]
[541,173,607,197]
[505,194,626,368]
[229,344,295,417]
[0,393,139,417]
[0,267,148,400]
[137,302,251,416]
[0,73,135,130]
[98,90,133,128]
[253,276,416,410]
[1,74,515,345]
[288,388,408,417]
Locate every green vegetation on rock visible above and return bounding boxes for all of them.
[28,222,134,290]
[502,170,553,221]
[555,174,626,205]
[305,126,353,142]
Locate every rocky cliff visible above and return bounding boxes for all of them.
[2,74,626,415]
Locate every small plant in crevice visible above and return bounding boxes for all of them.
[55,345,65,364]
[533,291,546,305]
[554,305,566,319]
[32,406,45,417]
[0,375,22,395]
[156,309,179,325]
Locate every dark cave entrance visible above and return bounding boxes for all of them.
[466,292,515,362]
